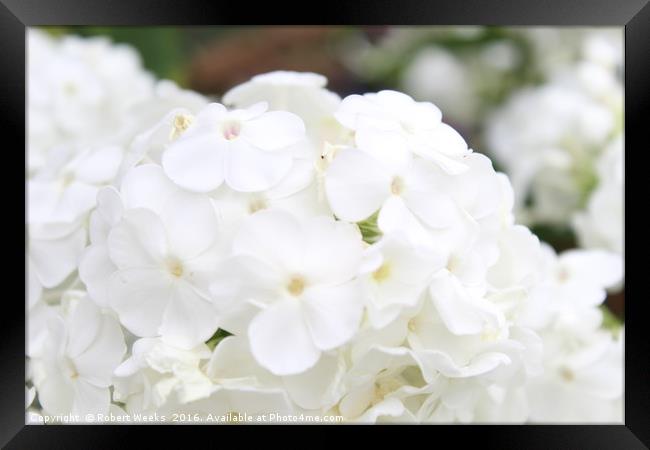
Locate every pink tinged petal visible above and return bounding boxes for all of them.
[300,216,363,285]
[302,281,363,351]
[109,268,172,337]
[120,164,179,213]
[107,209,168,270]
[78,244,116,308]
[73,314,126,387]
[159,281,219,349]
[324,148,391,222]
[72,380,110,416]
[248,300,321,376]
[29,224,87,288]
[162,133,226,193]
[159,191,219,260]
[232,209,303,272]
[241,111,306,151]
[223,139,293,192]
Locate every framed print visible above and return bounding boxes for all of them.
[2,0,648,447]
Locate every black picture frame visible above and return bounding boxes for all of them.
[3,0,648,447]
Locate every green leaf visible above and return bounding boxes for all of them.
[205,328,233,350]
[600,305,623,336]
[357,210,382,244]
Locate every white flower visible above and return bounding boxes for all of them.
[574,136,624,254]
[81,165,222,348]
[485,64,621,227]
[30,297,126,417]
[113,337,213,412]
[162,102,306,193]
[518,246,623,330]
[401,47,477,124]
[210,210,365,375]
[27,30,154,173]
[324,140,467,249]
[223,71,344,146]
[361,233,444,328]
[527,328,623,423]
[29,145,123,227]
[335,90,471,174]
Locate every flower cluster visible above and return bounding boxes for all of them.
[485,30,623,248]
[27,31,623,423]
[349,27,623,256]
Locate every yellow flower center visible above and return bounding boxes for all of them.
[166,257,184,278]
[372,263,392,283]
[390,177,405,196]
[169,114,193,141]
[287,276,305,297]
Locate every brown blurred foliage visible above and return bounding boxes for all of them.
[188,26,365,96]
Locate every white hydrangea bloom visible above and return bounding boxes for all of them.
[210,210,365,375]
[30,295,126,418]
[162,102,307,193]
[26,35,624,425]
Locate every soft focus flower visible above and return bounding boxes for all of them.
[210,210,365,375]
[162,102,306,193]
[30,296,126,417]
[26,30,624,424]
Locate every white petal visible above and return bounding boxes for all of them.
[232,209,303,272]
[78,244,116,308]
[37,370,74,415]
[325,148,391,222]
[72,380,110,416]
[300,216,363,285]
[377,196,433,247]
[109,268,172,337]
[248,300,320,376]
[559,250,623,289]
[429,270,501,335]
[159,191,219,260]
[162,133,226,193]
[159,281,219,349]
[74,146,123,184]
[355,128,412,170]
[283,352,343,410]
[74,313,126,387]
[107,209,168,269]
[302,281,363,351]
[224,140,293,192]
[30,224,86,288]
[120,164,179,213]
[242,111,306,151]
